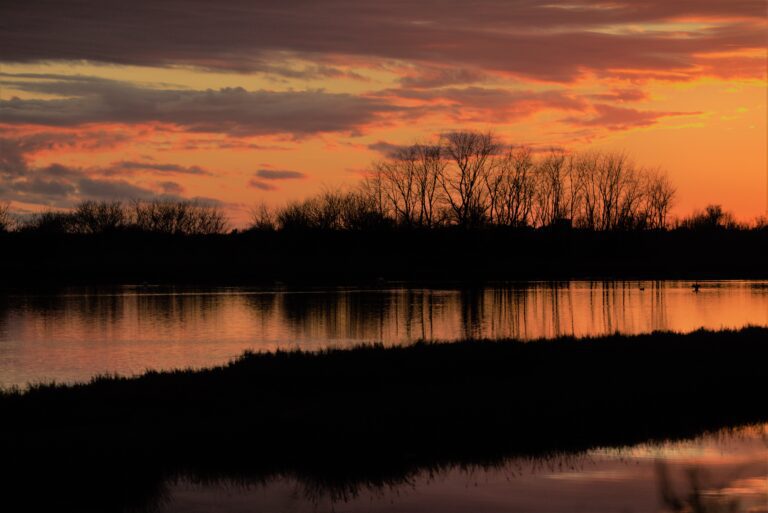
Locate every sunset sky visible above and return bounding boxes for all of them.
[1,0,766,225]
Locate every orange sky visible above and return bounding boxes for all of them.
[1,1,766,226]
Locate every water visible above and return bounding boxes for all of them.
[1,280,767,387]
[161,423,768,513]
[2,281,767,512]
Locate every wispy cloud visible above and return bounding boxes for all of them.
[248,180,278,191]
[254,169,306,180]
[108,161,211,176]
[561,104,700,131]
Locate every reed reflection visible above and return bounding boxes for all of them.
[0,281,767,386]
[158,423,768,513]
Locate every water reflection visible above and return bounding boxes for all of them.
[159,424,768,513]
[1,281,767,387]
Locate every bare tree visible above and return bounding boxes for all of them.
[70,201,127,234]
[412,143,444,227]
[360,169,387,221]
[276,199,316,230]
[596,151,630,230]
[0,201,12,232]
[490,147,537,227]
[259,133,681,233]
[644,169,676,229]
[680,204,737,230]
[535,149,577,227]
[366,143,445,227]
[132,200,228,234]
[371,149,417,226]
[614,164,646,230]
[338,190,388,230]
[249,202,277,231]
[574,151,602,229]
[21,211,73,233]
[575,151,646,230]
[439,131,499,226]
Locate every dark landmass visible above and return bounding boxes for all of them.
[1,327,766,512]
[1,226,767,286]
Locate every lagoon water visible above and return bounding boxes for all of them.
[1,280,767,387]
[161,423,768,513]
[2,281,767,512]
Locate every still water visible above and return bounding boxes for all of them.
[1,280,767,387]
[162,423,768,513]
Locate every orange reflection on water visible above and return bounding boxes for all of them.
[161,423,768,513]
[1,281,767,387]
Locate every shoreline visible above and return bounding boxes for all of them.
[2,228,766,286]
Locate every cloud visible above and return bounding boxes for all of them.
[108,161,211,175]
[562,104,699,130]
[399,66,489,89]
[11,130,131,152]
[0,136,220,206]
[248,179,278,191]
[0,130,131,179]
[0,138,28,176]
[157,181,185,195]
[177,138,291,151]
[254,169,306,180]
[12,176,77,198]
[77,178,156,199]
[588,88,649,103]
[383,87,588,122]
[0,74,402,136]
[1,1,764,81]
[367,141,411,157]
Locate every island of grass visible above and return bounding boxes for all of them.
[1,327,766,512]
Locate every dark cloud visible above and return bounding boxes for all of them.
[0,136,220,206]
[157,182,184,196]
[0,138,28,176]
[0,75,401,136]
[0,131,130,178]
[254,169,306,180]
[77,178,156,199]
[9,129,131,151]
[399,67,489,89]
[248,179,278,191]
[367,141,411,157]
[1,1,764,81]
[157,181,185,195]
[12,176,77,197]
[109,161,210,175]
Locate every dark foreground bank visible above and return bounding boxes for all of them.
[2,227,767,285]
[1,328,767,512]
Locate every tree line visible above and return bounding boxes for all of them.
[0,199,228,235]
[1,131,765,235]
[252,131,760,232]
[364,131,676,229]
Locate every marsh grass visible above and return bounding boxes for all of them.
[1,327,766,512]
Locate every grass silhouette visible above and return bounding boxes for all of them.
[0,327,766,512]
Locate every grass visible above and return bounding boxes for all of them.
[1,327,767,512]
